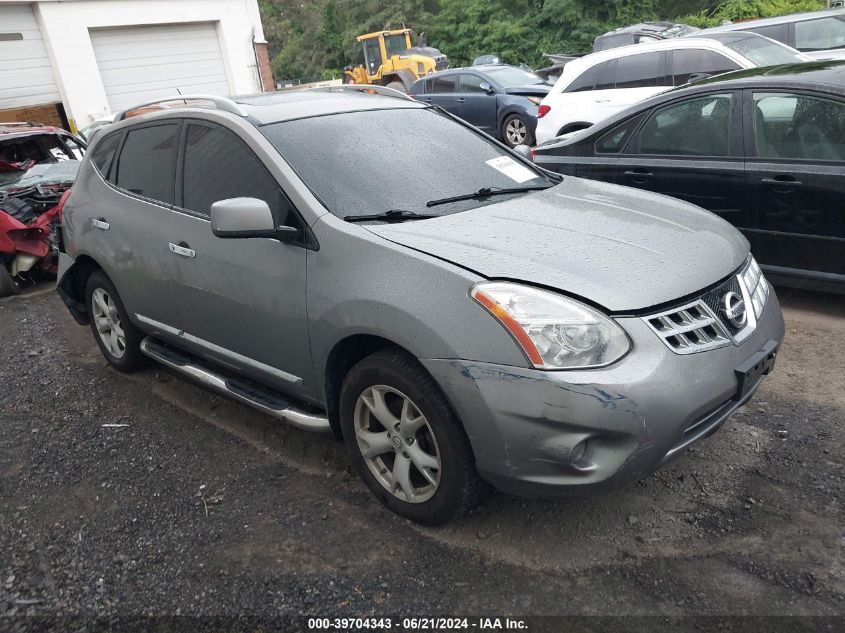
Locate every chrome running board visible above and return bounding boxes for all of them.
[139,337,330,433]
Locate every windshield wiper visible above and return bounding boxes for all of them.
[343,209,439,223]
[426,184,552,208]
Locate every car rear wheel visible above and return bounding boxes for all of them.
[502,114,533,148]
[0,266,20,298]
[339,349,481,525]
[85,270,144,372]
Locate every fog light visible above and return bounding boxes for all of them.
[570,440,587,466]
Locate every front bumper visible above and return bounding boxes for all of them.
[421,291,785,498]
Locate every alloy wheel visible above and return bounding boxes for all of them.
[353,385,441,504]
[91,288,126,359]
[506,118,527,145]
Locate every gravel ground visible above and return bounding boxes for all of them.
[0,284,842,630]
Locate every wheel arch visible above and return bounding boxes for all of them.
[558,121,593,136]
[323,334,405,440]
[57,253,103,325]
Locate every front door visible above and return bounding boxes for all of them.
[165,120,314,398]
[744,90,845,279]
[457,73,498,134]
[615,91,751,228]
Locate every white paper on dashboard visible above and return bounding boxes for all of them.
[484,156,538,184]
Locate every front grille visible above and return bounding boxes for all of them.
[645,300,731,354]
[701,275,744,336]
[644,257,768,355]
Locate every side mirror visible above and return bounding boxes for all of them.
[210,197,297,240]
[512,144,533,162]
[480,82,495,95]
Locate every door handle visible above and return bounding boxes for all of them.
[91,218,110,231]
[456,97,466,103]
[168,242,196,258]
[624,170,654,180]
[761,176,801,190]
[595,98,611,103]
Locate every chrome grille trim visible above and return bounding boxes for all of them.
[644,256,770,355]
[644,300,731,354]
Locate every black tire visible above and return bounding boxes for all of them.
[0,198,39,225]
[0,266,19,298]
[385,80,407,94]
[502,113,533,148]
[339,349,482,525]
[84,270,144,372]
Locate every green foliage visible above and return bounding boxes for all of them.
[259,0,826,80]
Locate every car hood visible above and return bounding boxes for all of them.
[367,177,749,312]
[504,84,550,96]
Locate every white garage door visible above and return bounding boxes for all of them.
[90,22,231,112]
[0,4,61,109]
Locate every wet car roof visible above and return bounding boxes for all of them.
[232,90,425,125]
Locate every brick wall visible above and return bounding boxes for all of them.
[254,42,275,92]
[0,103,67,130]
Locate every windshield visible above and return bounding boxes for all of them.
[0,160,79,192]
[260,108,553,219]
[485,66,546,87]
[725,35,807,65]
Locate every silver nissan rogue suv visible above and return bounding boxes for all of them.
[56,89,784,525]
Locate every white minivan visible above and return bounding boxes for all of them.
[535,32,809,144]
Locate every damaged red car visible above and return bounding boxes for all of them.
[0,123,83,297]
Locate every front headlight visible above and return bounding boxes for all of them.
[470,281,630,369]
[740,256,769,320]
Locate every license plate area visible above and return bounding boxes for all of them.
[734,339,779,401]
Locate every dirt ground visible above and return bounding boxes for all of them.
[0,283,842,629]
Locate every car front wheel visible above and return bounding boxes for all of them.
[339,349,481,525]
[502,114,533,147]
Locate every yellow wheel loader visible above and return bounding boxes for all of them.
[344,29,449,93]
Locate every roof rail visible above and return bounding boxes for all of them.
[115,94,249,121]
[307,84,417,102]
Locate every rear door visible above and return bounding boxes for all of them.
[457,73,498,133]
[743,90,845,280]
[418,74,461,114]
[164,119,315,397]
[614,91,749,227]
[93,122,183,333]
[601,51,669,112]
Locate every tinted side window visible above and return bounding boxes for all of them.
[182,123,295,225]
[91,132,120,176]
[748,24,787,44]
[753,92,845,161]
[565,60,612,93]
[115,123,178,204]
[638,94,733,156]
[615,52,662,89]
[671,50,741,86]
[461,74,487,93]
[431,75,458,93]
[794,16,845,51]
[596,113,645,153]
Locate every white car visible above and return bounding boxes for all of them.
[535,32,810,145]
[693,8,845,62]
